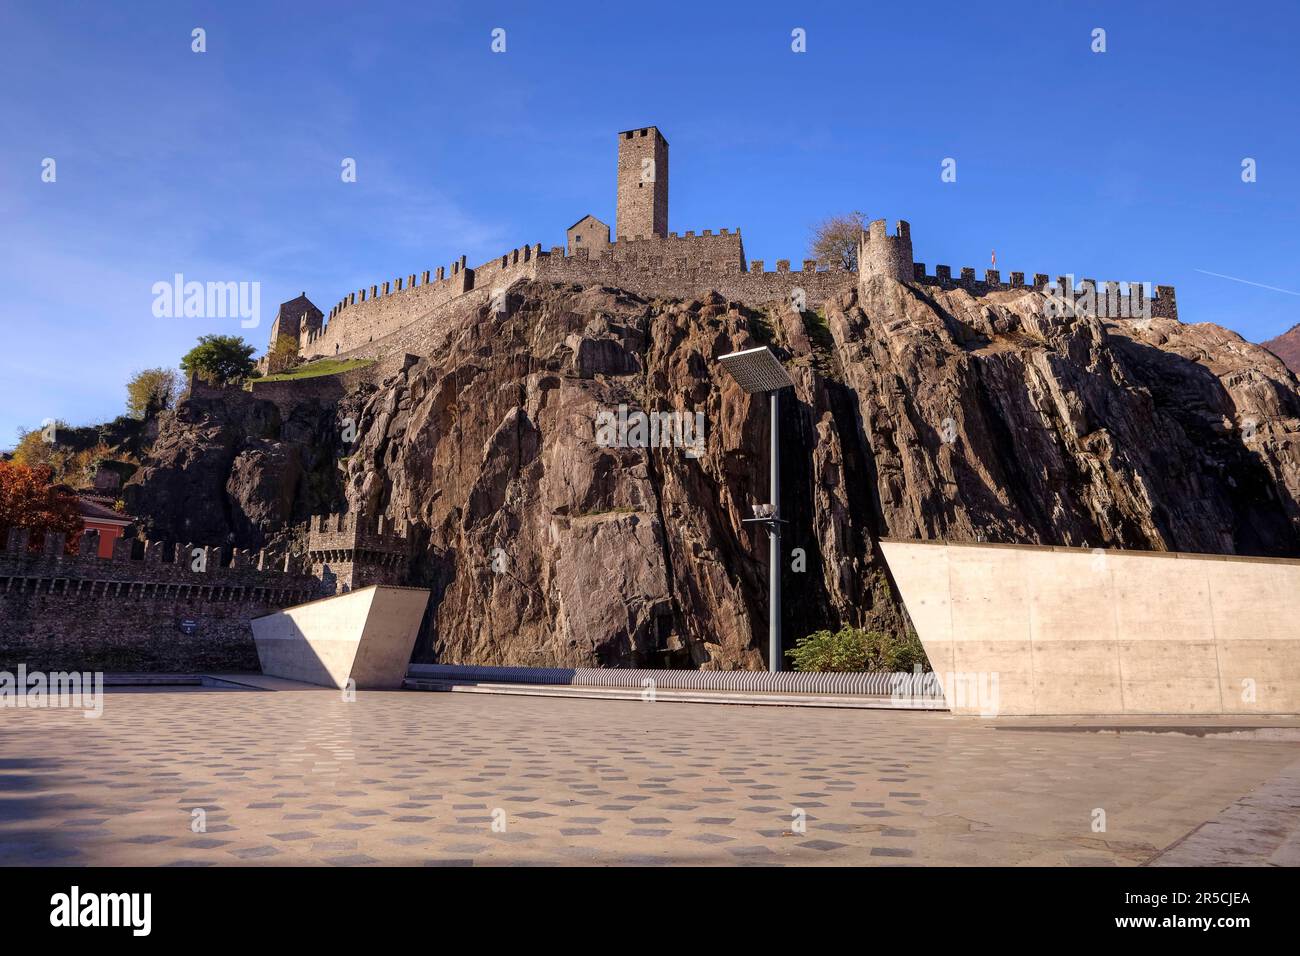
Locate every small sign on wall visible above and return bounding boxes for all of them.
[178,619,199,636]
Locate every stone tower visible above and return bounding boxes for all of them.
[857,220,914,283]
[616,126,668,240]
[265,293,323,369]
[306,512,412,595]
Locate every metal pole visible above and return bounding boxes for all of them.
[769,389,781,673]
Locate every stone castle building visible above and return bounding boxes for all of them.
[306,511,413,594]
[270,125,1178,367]
[262,293,325,373]
[267,293,323,351]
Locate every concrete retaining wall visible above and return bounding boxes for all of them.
[879,539,1300,716]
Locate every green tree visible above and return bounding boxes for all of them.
[809,210,866,271]
[266,334,301,374]
[125,367,181,419]
[785,625,930,673]
[180,334,257,386]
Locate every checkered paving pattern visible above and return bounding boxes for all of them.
[1,687,1295,866]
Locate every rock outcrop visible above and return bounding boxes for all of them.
[126,277,1300,669]
[1262,323,1300,375]
[123,385,354,552]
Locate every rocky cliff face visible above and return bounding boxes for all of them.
[122,385,356,553]
[839,277,1300,555]
[1262,323,1300,375]
[127,277,1300,669]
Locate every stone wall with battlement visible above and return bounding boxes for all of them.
[322,286,498,365]
[909,264,1178,319]
[536,231,859,310]
[535,229,744,295]
[298,230,748,362]
[541,228,741,276]
[712,258,855,308]
[307,511,413,554]
[293,223,1178,368]
[0,527,319,672]
[299,244,545,360]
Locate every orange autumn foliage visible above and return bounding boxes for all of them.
[0,461,83,553]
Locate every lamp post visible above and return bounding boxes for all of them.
[718,346,794,672]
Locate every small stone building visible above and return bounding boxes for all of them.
[265,293,324,371]
[566,215,610,258]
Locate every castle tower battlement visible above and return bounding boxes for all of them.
[2,526,307,576]
[858,219,914,283]
[306,511,413,593]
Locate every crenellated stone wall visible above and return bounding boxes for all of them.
[909,264,1178,318]
[299,246,546,361]
[0,527,319,672]
[292,219,1180,373]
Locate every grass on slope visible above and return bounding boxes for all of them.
[256,358,375,383]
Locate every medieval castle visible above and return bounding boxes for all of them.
[264,124,1178,369]
[2,125,1184,674]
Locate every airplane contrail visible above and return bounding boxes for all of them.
[1195,269,1300,296]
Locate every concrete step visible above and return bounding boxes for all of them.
[401,677,944,710]
[101,674,278,690]
[102,674,203,686]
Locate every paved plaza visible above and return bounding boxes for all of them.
[1,686,1298,866]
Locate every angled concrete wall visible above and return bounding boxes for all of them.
[251,585,430,689]
[879,540,1300,716]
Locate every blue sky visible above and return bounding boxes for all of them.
[2,0,1298,444]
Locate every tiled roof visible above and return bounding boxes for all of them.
[76,494,133,523]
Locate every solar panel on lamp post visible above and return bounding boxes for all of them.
[718,346,795,673]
